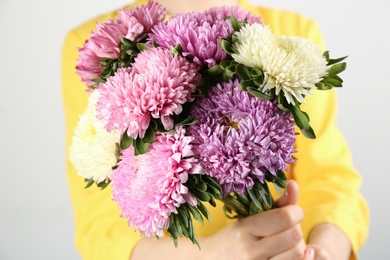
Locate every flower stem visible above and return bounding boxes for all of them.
[221,194,249,217]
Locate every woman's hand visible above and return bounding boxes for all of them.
[203,180,307,260]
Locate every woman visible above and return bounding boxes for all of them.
[61,0,369,259]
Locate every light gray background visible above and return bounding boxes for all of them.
[0,0,387,259]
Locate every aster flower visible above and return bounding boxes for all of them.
[149,12,232,68]
[117,0,166,42]
[231,24,328,105]
[69,90,119,184]
[188,79,296,196]
[76,1,166,88]
[96,48,202,139]
[111,127,199,237]
[76,21,126,88]
[205,6,262,25]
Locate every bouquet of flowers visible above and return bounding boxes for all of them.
[69,0,347,247]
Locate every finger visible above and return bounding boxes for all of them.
[269,239,306,260]
[260,225,304,259]
[306,245,331,260]
[239,205,303,237]
[276,180,299,208]
[302,247,315,260]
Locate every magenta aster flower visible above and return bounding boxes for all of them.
[188,79,296,195]
[96,48,202,138]
[111,127,199,237]
[204,6,262,25]
[149,12,232,68]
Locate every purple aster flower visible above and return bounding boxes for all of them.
[149,12,232,68]
[96,48,202,138]
[111,127,200,237]
[188,79,296,195]
[205,6,262,25]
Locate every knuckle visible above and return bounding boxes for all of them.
[290,246,305,259]
[276,208,294,224]
[289,226,303,242]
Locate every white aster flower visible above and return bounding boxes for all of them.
[232,24,328,104]
[69,90,119,184]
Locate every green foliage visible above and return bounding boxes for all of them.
[84,178,111,190]
[167,175,222,248]
[221,170,287,219]
[317,51,348,90]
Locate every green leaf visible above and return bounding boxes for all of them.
[220,38,233,54]
[301,126,316,139]
[196,181,208,192]
[327,62,347,76]
[196,201,210,221]
[322,77,343,88]
[142,127,155,144]
[246,188,262,210]
[136,42,149,52]
[219,60,234,70]
[230,15,242,31]
[290,103,310,131]
[177,116,197,126]
[120,133,134,150]
[273,183,283,196]
[91,78,106,84]
[97,180,111,190]
[253,75,265,86]
[119,35,136,47]
[276,170,287,180]
[84,178,95,189]
[247,87,273,100]
[328,55,348,65]
[208,197,217,207]
[274,178,287,189]
[250,67,263,77]
[187,205,204,224]
[236,193,250,206]
[249,201,261,215]
[258,183,272,209]
[170,44,183,55]
[239,80,253,91]
[134,138,149,155]
[207,64,223,75]
[226,64,237,74]
[177,208,189,228]
[236,64,251,80]
[315,82,333,90]
[323,51,330,62]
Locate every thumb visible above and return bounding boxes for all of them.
[276,180,299,207]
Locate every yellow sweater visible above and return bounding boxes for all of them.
[61,0,369,259]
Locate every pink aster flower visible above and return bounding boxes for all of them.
[75,39,105,88]
[117,1,166,42]
[76,20,126,87]
[188,79,296,195]
[96,48,202,138]
[111,127,199,237]
[76,1,166,88]
[204,6,262,25]
[149,12,232,68]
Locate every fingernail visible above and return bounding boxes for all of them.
[307,248,315,258]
